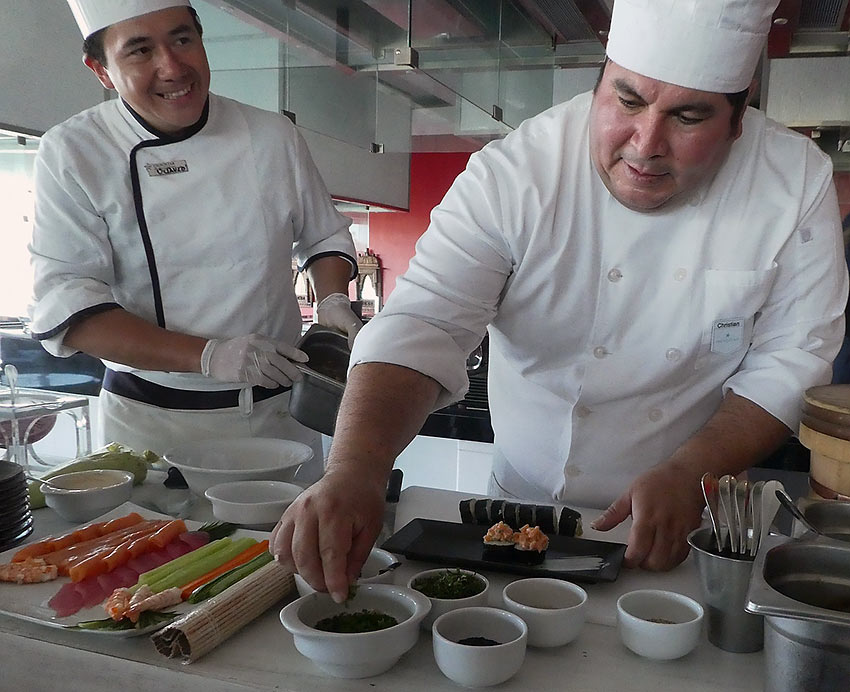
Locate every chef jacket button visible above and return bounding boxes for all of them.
[648,408,663,422]
[674,268,687,281]
[607,268,623,282]
[593,346,608,359]
[665,348,682,361]
[576,405,592,418]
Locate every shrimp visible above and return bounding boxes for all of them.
[0,558,59,584]
[104,587,133,621]
[125,587,182,623]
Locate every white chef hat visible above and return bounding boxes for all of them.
[66,0,193,39]
[606,0,780,93]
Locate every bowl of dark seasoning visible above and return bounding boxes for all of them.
[279,583,431,678]
[432,606,528,687]
[408,567,489,629]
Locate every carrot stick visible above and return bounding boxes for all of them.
[179,540,270,601]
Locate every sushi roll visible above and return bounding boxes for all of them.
[558,506,583,537]
[535,505,556,534]
[513,525,549,565]
[482,521,517,560]
[459,499,476,524]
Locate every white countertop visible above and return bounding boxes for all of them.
[0,484,765,692]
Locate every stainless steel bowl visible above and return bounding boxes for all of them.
[289,325,348,436]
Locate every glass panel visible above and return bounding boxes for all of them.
[0,132,39,318]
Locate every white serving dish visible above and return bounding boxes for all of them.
[41,469,134,523]
[204,480,302,529]
[279,583,430,678]
[294,547,398,596]
[407,567,489,630]
[616,589,704,660]
[501,577,587,647]
[162,437,313,496]
[432,606,528,688]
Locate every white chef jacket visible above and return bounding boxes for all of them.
[351,91,848,508]
[29,93,355,391]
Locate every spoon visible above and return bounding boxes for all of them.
[376,561,401,576]
[735,479,750,554]
[718,474,738,553]
[758,479,784,550]
[775,488,824,537]
[24,474,63,490]
[749,480,765,556]
[701,472,723,552]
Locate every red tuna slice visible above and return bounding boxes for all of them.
[96,570,126,596]
[74,577,108,609]
[127,552,162,575]
[179,531,209,551]
[48,582,84,618]
[147,549,174,568]
[113,565,139,588]
[165,539,192,560]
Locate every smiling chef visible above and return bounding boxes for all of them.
[27,0,362,480]
[273,0,849,600]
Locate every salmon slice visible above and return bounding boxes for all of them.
[45,521,164,570]
[12,512,145,562]
[148,520,187,549]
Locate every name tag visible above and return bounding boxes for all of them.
[711,318,744,354]
[144,160,189,177]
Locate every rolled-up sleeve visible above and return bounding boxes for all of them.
[724,152,848,429]
[28,136,121,357]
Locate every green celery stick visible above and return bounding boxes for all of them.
[187,551,273,604]
[147,537,258,593]
[133,538,233,592]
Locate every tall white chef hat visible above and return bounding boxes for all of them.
[606,0,781,93]
[66,0,193,39]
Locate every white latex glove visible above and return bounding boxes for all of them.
[200,334,307,388]
[315,293,364,349]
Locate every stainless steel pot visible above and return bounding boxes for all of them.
[289,325,348,436]
[747,534,850,692]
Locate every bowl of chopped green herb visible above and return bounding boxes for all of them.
[408,568,490,630]
[279,583,431,678]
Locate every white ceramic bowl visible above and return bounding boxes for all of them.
[617,589,704,660]
[432,606,528,688]
[280,583,431,678]
[502,577,587,648]
[204,480,303,529]
[407,567,489,630]
[294,547,399,597]
[41,469,134,523]
[162,437,313,496]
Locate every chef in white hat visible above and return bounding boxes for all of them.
[272,0,848,600]
[28,1,363,479]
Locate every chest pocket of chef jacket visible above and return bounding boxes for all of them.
[694,265,778,371]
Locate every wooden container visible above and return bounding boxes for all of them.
[800,385,850,500]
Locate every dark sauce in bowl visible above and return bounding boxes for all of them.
[458,636,500,646]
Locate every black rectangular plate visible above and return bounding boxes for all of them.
[381,518,627,583]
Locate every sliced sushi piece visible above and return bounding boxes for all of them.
[473,499,491,524]
[459,499,476,524]
[482,521,517,560]
[535,505,556,534]
[490,499,506,523]
[513,525,549,565]
[558,506,583,537]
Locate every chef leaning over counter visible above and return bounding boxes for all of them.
[274,0,849,598]
[27,0,363,481]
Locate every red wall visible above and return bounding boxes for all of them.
[369,152,472,301]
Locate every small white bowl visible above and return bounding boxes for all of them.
[294,547,399,596]
[41,469,134,523]
[616,589,704,660]
[162,437,313,496]
[432,606,528,688]
[280,583,430,678]
[205,480,302,529]
[407,568,489,630]
[502,577,587,648]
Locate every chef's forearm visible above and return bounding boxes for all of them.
[325,362,442,486]
[63,307,207,373]
[305,256,354,303]
[662,391,791,480]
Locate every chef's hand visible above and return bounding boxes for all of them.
[200,333,307,388]
[315,293,363,349]
[270,468,385,602]
[590,463,704,571]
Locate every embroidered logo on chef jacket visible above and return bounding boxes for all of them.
[144,160,189,177]
[711,317,744,354]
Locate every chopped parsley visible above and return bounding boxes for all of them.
[412,569,485,599]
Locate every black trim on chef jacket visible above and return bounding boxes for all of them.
[126,98,210,329]
[300,251,358,281]
[31,302,123,341]
[103,369,289,410]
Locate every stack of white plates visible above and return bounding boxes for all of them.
[0,461,33,552]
